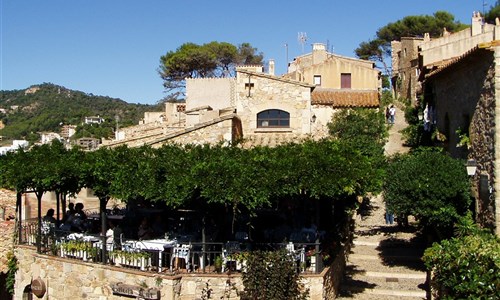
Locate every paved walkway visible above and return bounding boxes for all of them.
[337,105,427,299]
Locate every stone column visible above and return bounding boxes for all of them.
[493,47,500,237]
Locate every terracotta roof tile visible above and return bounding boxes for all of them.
[311,89,379,108]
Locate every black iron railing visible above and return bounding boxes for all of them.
[18,220,325,275]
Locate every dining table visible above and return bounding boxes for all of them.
[122,238,178,272]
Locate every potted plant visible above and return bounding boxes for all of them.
[60,240,95,261]
[110,250,151,270]
[214,256,223,273]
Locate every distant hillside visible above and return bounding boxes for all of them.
[0,83,162,141]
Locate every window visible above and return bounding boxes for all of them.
[313,75,321,86]
[341,73,351,89]
[257,109,290,128]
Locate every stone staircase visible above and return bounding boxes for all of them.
[337,194,428,299]
[337,105,428,299]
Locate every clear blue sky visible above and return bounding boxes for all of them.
[1,0,484,105]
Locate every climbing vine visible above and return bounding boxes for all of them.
[6,251,18,295]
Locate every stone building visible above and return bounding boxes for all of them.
[391,12,496,104]
[423,42,500,236]
[391,37,425,104]
[104,44,380,149]
[393,12,500,235]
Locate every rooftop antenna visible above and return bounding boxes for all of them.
[298,32,307,53]
[483,0,488,18]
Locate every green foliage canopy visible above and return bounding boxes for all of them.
[355,11,468,74]
[328,108,387,195]
[384,148,471,237]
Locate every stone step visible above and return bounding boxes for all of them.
[346,256,426,273]
[337,294,425,300]
[344,271,427,292]
[339,285,427,299]
[354,237,426,248]
[350,244,425,259]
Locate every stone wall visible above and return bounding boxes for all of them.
[186,78,235,111]
[236,71,314,137]
[427,48,497,232]
[14,246,338,300]
[0,189,17,270]
[419,19,499,67]
[155,117,235,147]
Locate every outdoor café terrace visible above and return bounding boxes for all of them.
[18,201,342,275]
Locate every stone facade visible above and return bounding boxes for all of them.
[236,69,315,137]
[424,44,500,235]
[14,246,339,300]
[286,43,380,90]
[391,37,424,104]
[0,189,17,273]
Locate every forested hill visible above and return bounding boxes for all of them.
[0,83,162,141]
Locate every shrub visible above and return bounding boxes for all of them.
[423,215,500,299]
[241,249,309,300]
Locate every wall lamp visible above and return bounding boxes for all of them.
[466,159,477,176]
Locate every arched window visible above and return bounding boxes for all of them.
[257,109,290,128]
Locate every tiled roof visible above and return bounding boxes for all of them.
[311,89,379,108]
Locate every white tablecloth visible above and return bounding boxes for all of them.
[67,233,100,242]
[126,239,177,251]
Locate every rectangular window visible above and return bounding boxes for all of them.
[313,75,321,86]
[341,73,351,89]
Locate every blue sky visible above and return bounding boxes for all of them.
[1,1,483,105]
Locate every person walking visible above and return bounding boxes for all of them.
[389,105,396,125]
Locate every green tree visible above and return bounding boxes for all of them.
[355,12,468,74]
[43,141,83,222]
[384,148,471,238]
[485,1,500,24]
[158,41,264,99]
[328,108,387,194]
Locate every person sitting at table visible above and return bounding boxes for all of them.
[43,209,56,224]
[41,209,56,235]
[74,203,87,220]
[137,218,153,240]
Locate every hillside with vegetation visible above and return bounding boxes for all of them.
[0,83,162,142]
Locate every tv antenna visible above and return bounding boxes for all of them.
[298,32,308,53]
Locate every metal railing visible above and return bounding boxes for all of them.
[18,221,325,275]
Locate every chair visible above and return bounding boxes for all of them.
[286,242,305,268]
[222,241,241,272]
[170,244,191,271]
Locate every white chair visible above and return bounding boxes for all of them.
[170,244,191,271]
[222,241,241,272]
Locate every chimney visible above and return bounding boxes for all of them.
[269,59,275,76]
[312,43,327,65]
[472,11,483,36]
